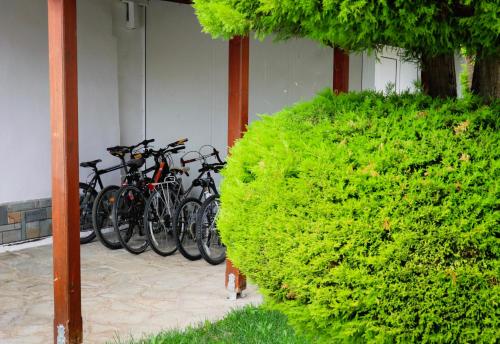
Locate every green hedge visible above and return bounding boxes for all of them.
[219,91,499,343]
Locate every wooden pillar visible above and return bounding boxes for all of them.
[225,36,249,298]
[227,36,249,146]
[47,0,82,343]
[333,47,349,93]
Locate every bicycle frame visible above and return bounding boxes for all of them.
[86,163,126,190]
[148,176,183,220]
[180,146,225,202]
[183,170,219,202]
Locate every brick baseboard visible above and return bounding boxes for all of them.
[0,198,52,244]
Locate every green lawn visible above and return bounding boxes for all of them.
[114,306,310,344]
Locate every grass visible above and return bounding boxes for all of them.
[113,306,310,344]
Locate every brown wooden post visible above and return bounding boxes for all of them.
[227,36,249,149]
[225,36,249,298]
[47,0,82,343]
[333,47,349,93]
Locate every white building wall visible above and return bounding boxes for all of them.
[349,53,364,91]
[0,0,120,204]
[361,52,377,90]
[145,1,229,157]
[112,2,146,146]
[0,0,50,204]
[249,38,334,121]
[78,0,121,187]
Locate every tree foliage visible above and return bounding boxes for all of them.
[219,91,500,342]
[193,0,500,59]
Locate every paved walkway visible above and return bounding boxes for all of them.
[0,240,261,343]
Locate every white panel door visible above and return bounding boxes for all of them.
[374,47,420,94]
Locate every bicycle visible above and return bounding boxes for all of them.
[172,146,225,261]
[196,193,225,265]
[142,140,189,256]
[91,139,154,249]
[78,143,133,244]
[114,139,187,255]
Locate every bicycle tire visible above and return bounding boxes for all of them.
[196,195,226,265]
[112,185,149,254]
[173,197,202,261]
[92,185,124,250]
[144,188,178,256]
[80,182,98,244]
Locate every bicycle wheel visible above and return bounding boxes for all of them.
[93,185,128,250]
[144,188,178,256]
[196,195,226,265]
[80,182,97,244]
[173,197,202,261]
[112,185,148,254]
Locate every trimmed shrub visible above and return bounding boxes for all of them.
[219,91,499,343]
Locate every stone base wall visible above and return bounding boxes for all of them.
[0,199,52,244]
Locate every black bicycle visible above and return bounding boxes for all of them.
[113,139,187,254]
[172,146,225,261]
[142,140,189,256]
[91,139,154,249]
[196,193,225,265]
[79,144,132,244]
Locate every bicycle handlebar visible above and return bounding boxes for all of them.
[181,157,197,166]
[181,147,223,166]
[198,162,226,173]
[134,138,155,149]
[145,145,186,159]
[212,148,224,164]
[167,145,186,154]
[172,138,188,146]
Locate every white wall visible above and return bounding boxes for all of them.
[112,1,146,146]
[349,53,363,91]
[78,0,121,187]
[145,1,228,160]
[249,38,333,121]
[0,0,120,204]
[361,52,376,90]
[0,0,50,204]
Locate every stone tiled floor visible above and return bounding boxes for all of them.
[0,241,261,343]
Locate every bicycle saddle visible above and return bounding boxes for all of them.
[80,159,102,168]
[127,158,145,169]
[107,145,130,157]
